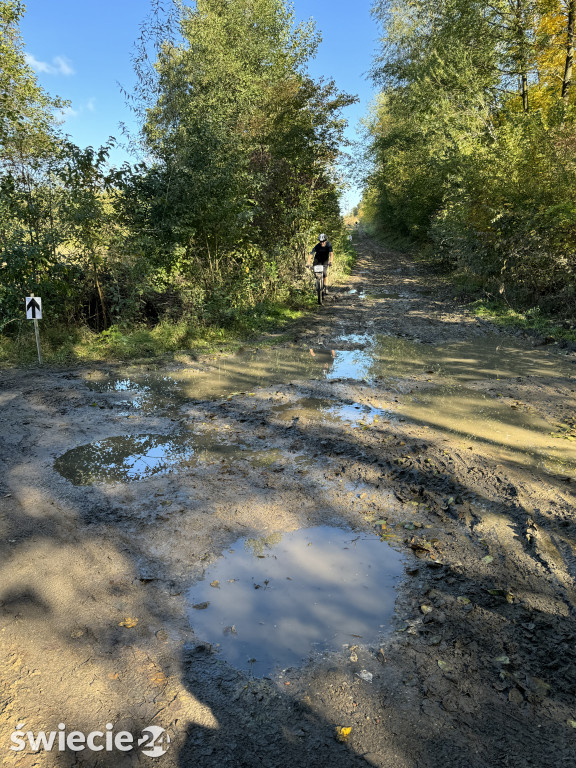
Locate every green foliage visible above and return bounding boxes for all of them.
[361,0,576,316]
[1,0,355,364]
[127,0,355,301]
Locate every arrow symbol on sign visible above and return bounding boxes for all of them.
[26,298,41,318]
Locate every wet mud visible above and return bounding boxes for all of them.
[1,232,576,767]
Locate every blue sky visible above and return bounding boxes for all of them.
[20,0,380,210]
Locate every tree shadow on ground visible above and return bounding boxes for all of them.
[1,333,576,766]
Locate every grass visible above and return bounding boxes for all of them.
[467,298,576,343]
[0,305,305,367]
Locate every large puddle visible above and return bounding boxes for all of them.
[54,433,313,485]
[187,526,404,676]
[86,335,575,406]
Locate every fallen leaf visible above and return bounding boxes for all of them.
[192,602,210,610]
[408,538,431,552]
[210,580,220,589]
[482,555,494,564]
[420,604,433,614]
[567,720,576,728]
[335,726,352,743]
[118,617,138,628]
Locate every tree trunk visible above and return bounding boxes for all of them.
[562,0,576,100]
[521,71,529,112]
[516,0,530,112]
[91,254,108,328]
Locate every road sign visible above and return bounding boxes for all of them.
[25,296,43,363]
[26,297,42,320]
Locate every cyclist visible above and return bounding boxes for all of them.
[307,234,334,295]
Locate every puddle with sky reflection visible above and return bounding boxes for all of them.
[54,433,314,485]
[86,335,576,406]
[187,526,404,676]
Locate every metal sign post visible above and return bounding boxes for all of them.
[25,296,42,364]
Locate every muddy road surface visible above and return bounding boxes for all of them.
[1,233,576,768]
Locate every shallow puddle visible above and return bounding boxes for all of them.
[54,433,312,485]
[86,334,574,406]
[368,335,575,382]
[54,433,251,484]
[82,334,575,477]
[87,374,186,413]
[398,386,576,474]
[273,397,389,427]
[188,526,404,676]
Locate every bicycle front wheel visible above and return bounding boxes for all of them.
[316,275,323,305]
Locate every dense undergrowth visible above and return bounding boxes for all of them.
[360,0,576,323]
[0,233,357,366]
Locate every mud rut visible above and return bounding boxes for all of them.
[1,233,576,768]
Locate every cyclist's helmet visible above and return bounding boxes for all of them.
[319,233,327,241]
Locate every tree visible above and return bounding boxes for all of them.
[363,0,576,312]
[126,0,355,307]
[0,1,69,324]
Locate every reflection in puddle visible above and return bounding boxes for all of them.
[54,433,250,484]
[87,375,187,413]
[54,434,312,485]
[323,401,386,424]
[273,398,390,427]
[188,526,404,676]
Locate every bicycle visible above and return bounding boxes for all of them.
[312,264,326,305]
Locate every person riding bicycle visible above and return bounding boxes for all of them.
[307,234,334,294]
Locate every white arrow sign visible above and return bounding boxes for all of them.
[26,297,42,320]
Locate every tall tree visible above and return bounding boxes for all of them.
[0,1,68,322]
[127,0,354,300]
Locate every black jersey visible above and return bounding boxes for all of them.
[311,241,333,265]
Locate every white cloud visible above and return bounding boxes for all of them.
[25,53,75,76]
[56,105,79,124]
[52,56,74,76]
[55,98,96,125]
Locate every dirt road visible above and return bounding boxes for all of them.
[1,233,576,767]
